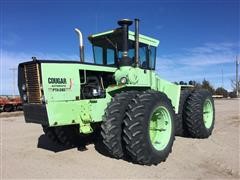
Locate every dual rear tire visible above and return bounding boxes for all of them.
[101,91,175,165]
[100,91,138,158]
[175,89,215,138]
[101,89,215,165]
[183,89,215,138]
[123,92,175,165]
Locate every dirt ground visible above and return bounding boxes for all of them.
[0,99,239,179]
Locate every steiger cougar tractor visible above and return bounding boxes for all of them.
[18,19,215,165]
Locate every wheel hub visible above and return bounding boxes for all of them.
[203,99,214,129]
[149,106,172,151]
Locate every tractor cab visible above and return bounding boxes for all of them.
[88,20,159,70]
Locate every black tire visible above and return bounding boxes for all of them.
[42,126,62,145]
[101,91,138,159]
[123,91,175,165]
[54,125,80,147]
[183,89,215,138]
[175,89,191,136]
[4,104,14,112]
[16,104,23,111]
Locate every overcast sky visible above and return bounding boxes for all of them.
[0,0,239,95]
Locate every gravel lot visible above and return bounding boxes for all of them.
[0,99,239,179]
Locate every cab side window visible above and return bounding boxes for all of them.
[107,49,115,65]
[93,46,116,65]
[139,46,147,68]
[93,46,103,64]
[149,46,156,70]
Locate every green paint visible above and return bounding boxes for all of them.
[90,30,159,47]
[203,99,214,129]
[33,62,181,133]
[153,77,181,113]
[114,67,180,112]
[149,106,172,151]
[40,63,115,133]
[46,96,111,133]
[114,66,139,85]
[89,30,114,38]
[128,31,159,47]
[41,63,116,102]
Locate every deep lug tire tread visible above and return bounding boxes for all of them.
[54,125,80,147]
[183,89,215,138]
[101,91,138,159]
[175,89,191,136]
[42,126,62,145]
[123,91,175,165]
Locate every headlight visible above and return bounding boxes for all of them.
[120,77,127,84]
[22,84,26,91]
[23,94,28,102]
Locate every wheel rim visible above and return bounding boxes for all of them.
[203,99,214,129]
[149,106,172,151]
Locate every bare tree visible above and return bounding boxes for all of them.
[231,79,240,94]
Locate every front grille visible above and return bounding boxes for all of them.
[24,63,42,104]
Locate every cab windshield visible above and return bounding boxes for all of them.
[92,42,156,70]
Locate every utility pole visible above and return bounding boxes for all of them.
[221,69,224,88]
[221,69,224,96]
[236,56,239,97]
[9,68,17,96]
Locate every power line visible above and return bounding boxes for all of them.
[221,69,224,89]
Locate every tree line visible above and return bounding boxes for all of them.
[174,79,240,98]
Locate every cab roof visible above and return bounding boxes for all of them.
[88,29,160,47]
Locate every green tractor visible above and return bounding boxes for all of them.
[18,19,215,165]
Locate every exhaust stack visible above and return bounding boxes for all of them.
[74,28,84,62]
[134,19,140,67]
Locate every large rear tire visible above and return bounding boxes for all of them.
[101,91,137,159]
[183,89,215,138]
[175,89,191,136]
[123,91,175,165]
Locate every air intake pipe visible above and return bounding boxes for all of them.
[134,19,140,67]
[118,19,133,66]
[74,28,84,62]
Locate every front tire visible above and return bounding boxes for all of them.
[54,125,80,147]
[42,125,79,147]
[183,89,215,138]
[123,91,175,165]
[42,126,62,145]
